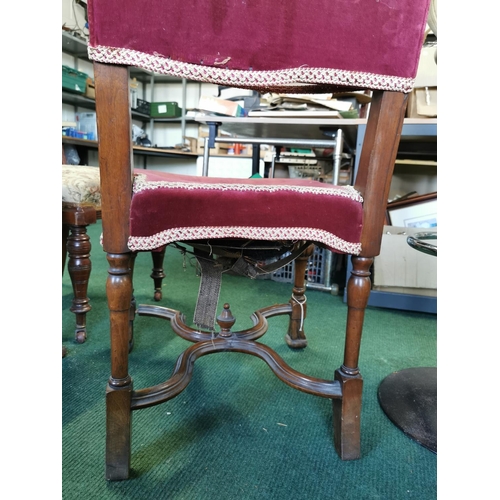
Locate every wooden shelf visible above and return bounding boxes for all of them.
[62,137,198,158]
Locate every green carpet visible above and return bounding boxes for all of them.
[63,220,437,499]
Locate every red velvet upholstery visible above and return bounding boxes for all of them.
[88,0,430,93]
[129,171,363,254]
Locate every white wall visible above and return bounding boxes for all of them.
[62,0,88,40]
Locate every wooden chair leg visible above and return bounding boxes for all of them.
[105,252,134,481]
[128,252,138,353]
[62,225,69,357]
[150,247,166,301]
[285,244,314,348]
[67,223,92,343]
[333,255,372,460]
[62,224,70,275]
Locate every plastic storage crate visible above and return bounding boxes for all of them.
[62,65,88,94]
[75,112,98,141]
[133,98,150,115]
[271,245,330,285]
[150,101,182,118]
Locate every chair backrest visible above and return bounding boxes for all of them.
[87,0,431,256]
[88,0,429,93]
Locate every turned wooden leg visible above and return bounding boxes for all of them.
[333,255,372,460]
[128,253,138,353]
[62,224,70,275]
[62,225,69,357]
[285,244,314,348]
[151,247,166,301]
[67,224,92,343]
[106,252,134,481]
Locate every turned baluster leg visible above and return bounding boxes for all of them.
[105,252,134,481]
[67,224,92,343]
[62,223,70,357]
[151,247,166,301]
[62,224,70,275]
[333,255,372,460]
[285,244,314,348]
[128,252,138,353]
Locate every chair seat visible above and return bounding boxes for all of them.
[62,165,101,207]
[129,170,364,255]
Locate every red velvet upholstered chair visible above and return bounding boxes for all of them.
[87,0,431,480]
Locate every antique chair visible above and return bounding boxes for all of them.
[62,163,166,344]
[87,0,431,480]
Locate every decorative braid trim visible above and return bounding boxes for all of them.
[128,226,362,255]
[133,173,363,202]
[88,45,415,93]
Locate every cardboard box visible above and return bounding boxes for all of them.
[198,95,245,117]
[85,78,95,99]
[198,124,229,138]
[196,137,232,155]
[373,225,437,296]
[197,125,253,155]
[183,136,198,153]
[407,87,437,118]
[414,46,437,88]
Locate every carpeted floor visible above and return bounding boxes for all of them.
[62,220,437,499]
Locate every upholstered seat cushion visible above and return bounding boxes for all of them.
[62,165,101,207]
[129,170,364,255]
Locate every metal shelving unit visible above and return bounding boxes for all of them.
[62,30,196,142]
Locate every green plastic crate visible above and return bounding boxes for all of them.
[62,65,88,94]
[150,101,182,118]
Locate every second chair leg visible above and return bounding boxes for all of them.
[66,224,92,343]
[150,247,166,301]
[285,244,314,348]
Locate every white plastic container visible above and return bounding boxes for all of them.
[76,112,98,141]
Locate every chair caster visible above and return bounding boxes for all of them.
[75,328,87,344]
[154,289,162,301]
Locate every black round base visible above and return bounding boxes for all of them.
[378,367,437,453]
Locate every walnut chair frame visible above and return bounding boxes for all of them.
[87,0,431,481]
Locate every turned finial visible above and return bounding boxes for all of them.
[216,303,236,337]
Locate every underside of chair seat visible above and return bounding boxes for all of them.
[129,170,364,255]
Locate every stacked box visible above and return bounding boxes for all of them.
[85,78,95,99]
[150,101,182,118]
[62,65,88,94]
[198,95,245,117]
